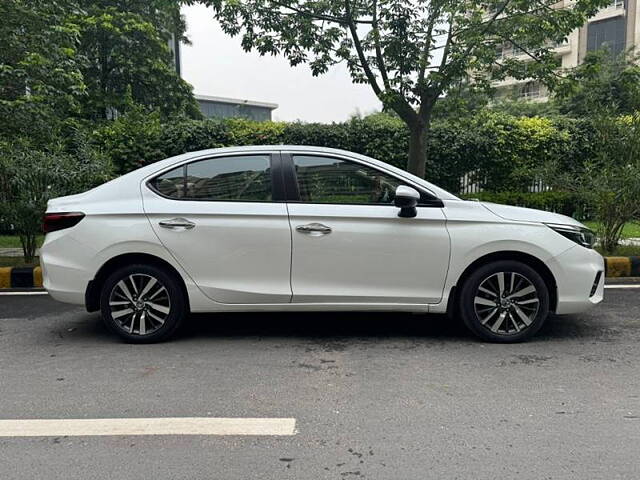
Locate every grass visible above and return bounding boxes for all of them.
[0,235,44,249]
[595,245,640,257]
[0,256,40,268]
[583,221,640,239]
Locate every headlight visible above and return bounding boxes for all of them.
[545,223,596,249]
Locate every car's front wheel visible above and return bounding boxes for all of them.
[458,260,550,343]
[100,264,187,343]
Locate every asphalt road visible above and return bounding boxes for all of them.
[1,289,639,480]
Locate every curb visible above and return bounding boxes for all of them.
[0,257,638,289]
[605,256,640,278]
[0,266,42,289]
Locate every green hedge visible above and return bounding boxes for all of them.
[93,110,598,195]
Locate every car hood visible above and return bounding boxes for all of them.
[480,202,585,228]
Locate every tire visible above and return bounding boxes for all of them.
[99,263,187,343]
[458,260,550,343]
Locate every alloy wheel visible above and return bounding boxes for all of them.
[108,273,171,336]
[473,271,540,335]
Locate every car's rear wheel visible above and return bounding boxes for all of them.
[100,264,186,343]
[459,260,550,343]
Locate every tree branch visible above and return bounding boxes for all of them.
[344,0,381,96]
[417,6,440,85]
[371,0,390,90]
[269,0,372,25]
[439,0,511,87]
[344,0,417,124]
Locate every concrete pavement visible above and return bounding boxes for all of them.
[0,291,639,479]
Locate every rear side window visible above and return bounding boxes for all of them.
[149,166,185,198]
[149,155,272,202]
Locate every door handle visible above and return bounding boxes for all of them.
[159,218,195,230]
[296,223,332,235]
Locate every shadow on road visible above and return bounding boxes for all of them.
[43,305,607,345]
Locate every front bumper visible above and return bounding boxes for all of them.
[548,245,604,315]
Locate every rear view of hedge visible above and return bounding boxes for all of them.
[93,110,596,197]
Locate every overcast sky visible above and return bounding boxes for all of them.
[180,4,382,122]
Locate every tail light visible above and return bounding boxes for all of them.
[42,212,85,233]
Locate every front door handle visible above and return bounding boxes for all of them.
[159,218,195,230]
[296,223,332,235]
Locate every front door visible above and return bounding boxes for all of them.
[142,152,292,304]
[285,153,450,304]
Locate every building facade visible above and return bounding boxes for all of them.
[194,94,278,121]
[170,37,278,120]
[493,0,640,101]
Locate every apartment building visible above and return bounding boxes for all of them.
[493,0,640,101]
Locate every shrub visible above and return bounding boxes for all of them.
[0,137,113,262]
[92,107,164,174]
[88,110,603,219]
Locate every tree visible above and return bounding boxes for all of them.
[196,0,610,177]
[544,113,640,253]
[0,0,85,144]
[73,0,201,120]
[554,49,640,116]
[0,131,113,262]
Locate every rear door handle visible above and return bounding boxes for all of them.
[296,223,332,235]
[159,218,195,230]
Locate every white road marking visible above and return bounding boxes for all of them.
[604,284,640,289]
[0,291,48,295]
[0,417,297,437]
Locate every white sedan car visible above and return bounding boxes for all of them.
[41,146,604,343]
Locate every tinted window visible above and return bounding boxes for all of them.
[149,166,185,198]
[150,155,272,201]
[292,155,404,205]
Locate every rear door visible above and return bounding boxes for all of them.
[142,152,292,304]
[284,153,450,304]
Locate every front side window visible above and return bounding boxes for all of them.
[292,155,405,205]
[149,155,272,201]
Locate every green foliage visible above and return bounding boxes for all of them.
[73,0,200,120]
[92,105,165,173]
[0,0,85,144]
[554,49,640,116]
[546,114,640,253]
[460,191,592,220]
[94,110,597,203]
[195,0,610,176]
[489,99,561,118]
[0,136,113,261]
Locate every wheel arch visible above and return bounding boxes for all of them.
[85,252,190,313]
[447,251,558,316]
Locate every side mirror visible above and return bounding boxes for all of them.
[394,185,420,218]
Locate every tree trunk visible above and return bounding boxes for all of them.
[406,122,428,179]
[20,233,37,264]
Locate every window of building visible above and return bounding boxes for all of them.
[587,16,626,55]
[607,0,625,9]
[519,81,541,99]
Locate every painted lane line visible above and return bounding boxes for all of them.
[0,291,48,295]
[0,417,297,437]
[604,284,640,289]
